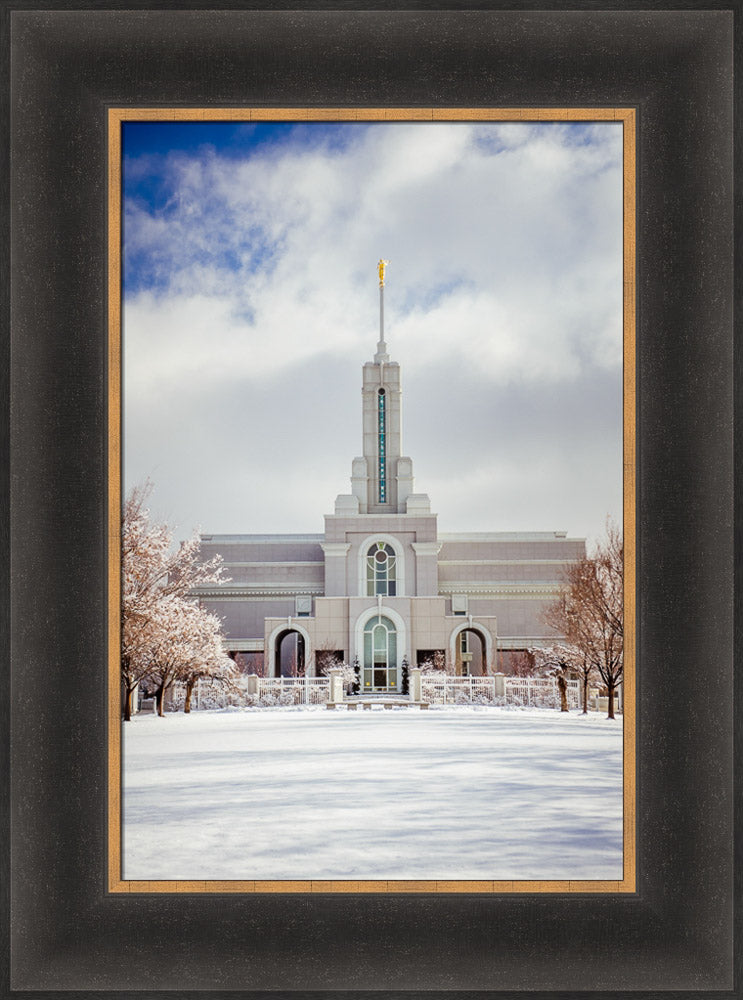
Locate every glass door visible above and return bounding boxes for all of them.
[363,616,398,692]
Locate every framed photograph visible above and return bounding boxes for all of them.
[6,6,735,994]
[109,107,635,897]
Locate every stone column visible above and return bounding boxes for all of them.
[493,672,506,697]
[247,674,259,696]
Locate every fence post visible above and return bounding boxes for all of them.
[329,668,344,705]
[410,667,422,703]
[494,672,506,698]
[247,674,258,697]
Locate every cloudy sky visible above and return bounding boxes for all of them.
[123,119,623,546]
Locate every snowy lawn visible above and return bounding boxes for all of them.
[123,706,624,881]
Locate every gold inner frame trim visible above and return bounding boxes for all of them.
[108,107,637,895]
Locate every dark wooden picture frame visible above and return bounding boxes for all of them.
[4,6,736,993]
[107,104,636,898]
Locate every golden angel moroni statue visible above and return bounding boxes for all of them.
[378,258,390,286]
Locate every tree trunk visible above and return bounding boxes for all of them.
[184,678,196,713]
[607,683,615,720]
[123,685,133,722]
[557,674,568,712]
[582,673,588,714]
[155,681,166,717]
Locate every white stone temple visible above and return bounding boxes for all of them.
[194,263,585,691]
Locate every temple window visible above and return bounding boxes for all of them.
[366,541,397,597]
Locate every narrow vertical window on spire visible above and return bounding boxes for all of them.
[378,388,386,503]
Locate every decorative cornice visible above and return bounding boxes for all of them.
[497,635,567,649]
[200,533,323,544]
[324,513,436,522]
[321,543,351,556]
[439,559,574,566]
[194,585,324,599]
[221,638,264,651]
[438,531,583,542]
[411,541,442,556]
[221,560,324,568]
[438,583,562,599]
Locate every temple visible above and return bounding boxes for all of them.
[194,264,585,690]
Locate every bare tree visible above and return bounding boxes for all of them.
[419,649,453,675]
[570,648,599,716]
[315,641,339,678]
[510,649,536,678]
[545,520,623,719]
[248,651,266,678]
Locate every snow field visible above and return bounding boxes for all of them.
[123,706,624,881]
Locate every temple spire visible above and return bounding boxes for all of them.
[375,258,390,363]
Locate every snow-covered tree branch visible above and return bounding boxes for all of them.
[319,658,357,694]
[121,482,228,719]
[528,643,597,714]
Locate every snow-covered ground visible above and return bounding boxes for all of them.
[123,706,624,880]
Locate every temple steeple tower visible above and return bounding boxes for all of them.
[332,261,430,517]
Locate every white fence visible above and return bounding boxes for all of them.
[164,675,331,710]
[159,673,603,712]
[505,676,580,710]
[421,674,581,709]
[253,676,331,707]
[163,678,249,712]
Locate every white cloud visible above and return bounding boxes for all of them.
[123,121,624,543]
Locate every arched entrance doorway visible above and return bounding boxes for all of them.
[451,626,489,676]
[274,629,305,678]
[362,615,398,693]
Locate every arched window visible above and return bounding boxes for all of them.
[366,541,397,597]
[363,615,398,692]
